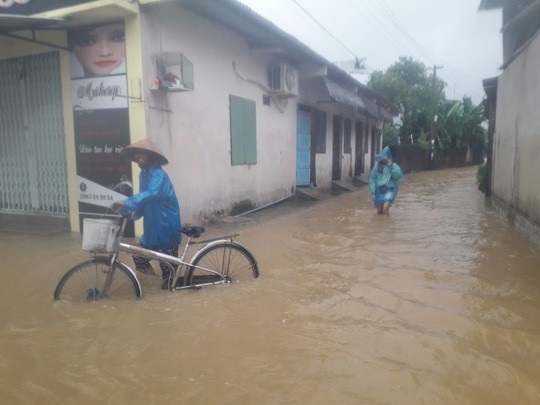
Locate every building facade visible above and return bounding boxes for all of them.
[0,0,396,234]
[481,0,540,247]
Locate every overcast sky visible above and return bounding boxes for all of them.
[238,0,502,104]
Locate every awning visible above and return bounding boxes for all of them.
[321,77,380,118]
[0,0,138,51]
[0,13,69,50]
[0,14,66,32]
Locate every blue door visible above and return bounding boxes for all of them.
[296,109,311,186]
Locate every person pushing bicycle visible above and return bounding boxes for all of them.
[112,138,181,289]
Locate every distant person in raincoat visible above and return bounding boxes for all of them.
[112,139,181,289]
[369,146,403,216]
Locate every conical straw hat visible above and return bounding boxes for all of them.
[120,139,169,165]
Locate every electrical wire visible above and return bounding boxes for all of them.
[291,0,362,62]
[353,0,488,101]
[348,0,421,60]
[247,0,491,102]
[371,0,487,101]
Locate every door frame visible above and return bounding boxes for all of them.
[332,114,342,180]
[354,120,364,176]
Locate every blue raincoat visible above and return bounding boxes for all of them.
[369,146,403,206]
[122,163,181,249]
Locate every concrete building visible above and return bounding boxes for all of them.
[0,0,396,235]
[480,0,540,247]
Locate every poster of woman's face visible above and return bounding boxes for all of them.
[69,22,126,78]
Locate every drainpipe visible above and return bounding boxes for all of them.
[234,193,295,217]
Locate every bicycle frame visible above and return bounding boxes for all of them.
[112,216,241,290]
[54,215,259,301]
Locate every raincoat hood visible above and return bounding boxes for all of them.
[375,146,393,163]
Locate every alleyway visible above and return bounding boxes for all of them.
[1,166,540,404]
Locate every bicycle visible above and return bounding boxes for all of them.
[53,215,259,301]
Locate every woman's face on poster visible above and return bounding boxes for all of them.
[72,23,125,77]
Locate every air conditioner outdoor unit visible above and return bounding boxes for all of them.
[268,64,298,97]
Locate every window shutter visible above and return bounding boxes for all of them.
[230,95,257,165]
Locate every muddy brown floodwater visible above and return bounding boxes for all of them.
[1,166,540,404]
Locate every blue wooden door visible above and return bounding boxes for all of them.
[296,109,311,186]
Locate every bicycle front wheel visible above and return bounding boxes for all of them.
[54,257,142,301]
[186,242,259,286]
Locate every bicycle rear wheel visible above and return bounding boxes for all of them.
[186,242,259,286]
[54,257,142,301]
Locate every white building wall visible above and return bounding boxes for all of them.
[492,32,540,224]
[140,5,298,222]
[298,79,380,189]
[319,108,336,188]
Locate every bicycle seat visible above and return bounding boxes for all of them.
[181,226,205,238]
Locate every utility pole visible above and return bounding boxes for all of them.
[429,65,443,168]
[429,65,443,140]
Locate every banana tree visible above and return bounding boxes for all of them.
[435,97,485,162]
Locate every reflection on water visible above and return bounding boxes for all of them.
[1,166,540,404]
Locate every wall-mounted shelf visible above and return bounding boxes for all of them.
[151,52,194,92]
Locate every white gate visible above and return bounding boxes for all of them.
[0,52,68,215]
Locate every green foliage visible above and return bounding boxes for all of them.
[367,56,445,145]
[354,57,366,71]
[477,164,488,193]
[382,123,400,146]
[368,57,487,159]
[435,97,486,158]
[416,132,430,150]
[477,164,487,184]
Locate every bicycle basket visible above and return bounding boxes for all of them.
[82,218,119,253]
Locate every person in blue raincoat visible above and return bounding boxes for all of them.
[112,139,181,288]
[369,146,403,216]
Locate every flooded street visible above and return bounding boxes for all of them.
[1,166,540,404]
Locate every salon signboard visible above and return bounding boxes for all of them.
[71,76,128,110]
[68,21,133,234]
